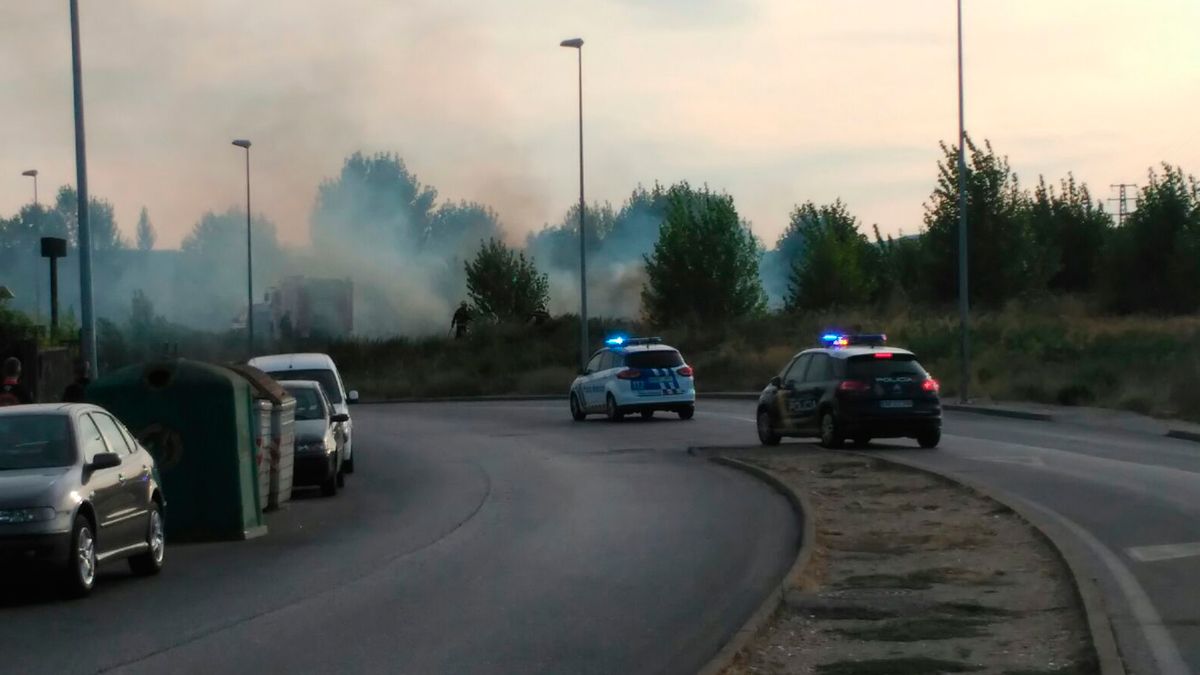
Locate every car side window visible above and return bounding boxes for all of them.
[609,352,624,369]
[79,415,111,463]
[91,413,133,456]
[586,353,603,374]
[805,354,833,383]
[784,355,812,387]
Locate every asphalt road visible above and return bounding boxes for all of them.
[0,401,798,675]
[4,399,1196,675]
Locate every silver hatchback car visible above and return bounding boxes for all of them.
[0,404,166,597]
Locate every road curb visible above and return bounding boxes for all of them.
[696,456,816,675]
[941,403,1055,422]
[1165,428,1200,444]
[851,451,1127,675]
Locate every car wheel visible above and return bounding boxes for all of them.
[853,435,872,448]
[640,410,653,420]
[321,458,339,497]
[570,393,586,421]
[678,405,695,421]
[129,504,165,576]
[62,514,96,598]
[336,466,346,488]
[819,411,844,449]
[757,408,781,446]
[343,454,354,474]
[606,394,623,422]
[917,430,941,449]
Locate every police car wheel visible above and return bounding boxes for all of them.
[917,430,941,449]
[677,406,694,420]
[819,411,844,449]
[853,435,872,448]
[570,393,586,421]
[640,410,653,420]
[606,395,623,422]
[757,409,781,446]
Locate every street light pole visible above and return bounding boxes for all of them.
[22,170,38,206]
[22,170,42,324]
[955,0,970,404]
[232,139,253,357]
[561,37,588,372]
[69,0,98,376]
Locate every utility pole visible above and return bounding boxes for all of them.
[70,0,98,376]
[956,0,970,404]
[1109,184,1138,227]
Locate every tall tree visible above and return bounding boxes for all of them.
[464,238,550,321]
[136,207,157,251]
[55,186,127,251]
[641,183,765,325]
[1026,176,1112,294]
[785,200,879,311]
[425,201,503,255]
[1102,165,1200,313]
[311,152,437,254]
[921,137,1040,306]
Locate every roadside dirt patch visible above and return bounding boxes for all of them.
[720,449,1093,675]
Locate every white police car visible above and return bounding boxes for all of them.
[569,337,696,421]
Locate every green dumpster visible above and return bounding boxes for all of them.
[86,358,267,541]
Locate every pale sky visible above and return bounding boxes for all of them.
[2,0,1197,249]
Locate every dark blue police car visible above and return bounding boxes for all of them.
[755,333,942,448]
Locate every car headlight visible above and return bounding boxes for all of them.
[0,508,57,524]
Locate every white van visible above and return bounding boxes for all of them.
[250,353,359,473]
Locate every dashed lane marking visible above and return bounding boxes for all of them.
[1127,542,1200,563]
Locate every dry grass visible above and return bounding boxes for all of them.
[325,297,1200,419]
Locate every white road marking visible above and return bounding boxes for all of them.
[996,493,1191,674]
[971,455,1046,467]
[695,411,757,423]
[1127,542,1200,563]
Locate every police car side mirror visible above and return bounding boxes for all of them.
[769,376,782,388]
[579,368,589,376]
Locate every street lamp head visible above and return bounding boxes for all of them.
[21,169,38,177]
[232,139,252,149]
[560,38,584,49]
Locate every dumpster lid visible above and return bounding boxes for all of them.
[225,363,293,404]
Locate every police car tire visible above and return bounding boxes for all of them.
[757,409,781,446]
[606,395,623,422]
[570,394,586,421]
[917,431,941,449]
[678,406,694,421]
[640,410,653,419]
[819,411,844,449]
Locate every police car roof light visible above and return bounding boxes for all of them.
[622,337,663,347]
[605,336,626,346]
[821,333,887,348]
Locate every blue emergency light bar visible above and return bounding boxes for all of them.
[605,336,662,347]
[821,333,887,347]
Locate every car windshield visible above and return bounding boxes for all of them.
[625,350,685,369]
[269,369,343,403]
[0,414,74,470]
[287,387,327,421]
[846,354,928,379]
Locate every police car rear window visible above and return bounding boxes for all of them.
[625,350,684,369]
[846,354,927,378]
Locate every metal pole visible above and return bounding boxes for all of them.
[956,0,970,403]
[576,46,589,372]
[245,148,254,357]
[26,172,42,325]
[70,0,98,376]
[32,174,38,206]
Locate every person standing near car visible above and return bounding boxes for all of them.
[61,359,91,403]
[0,357,33,406]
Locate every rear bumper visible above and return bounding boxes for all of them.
[615,400,695,414]
[840,411,942,438]
[293,454,336,486]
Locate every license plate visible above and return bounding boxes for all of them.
[880,399,913,409]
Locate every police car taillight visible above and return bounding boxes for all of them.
[922,378,940,393]
[838,379,871,393]
[617,368,641,380]
[677,366,694,377]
